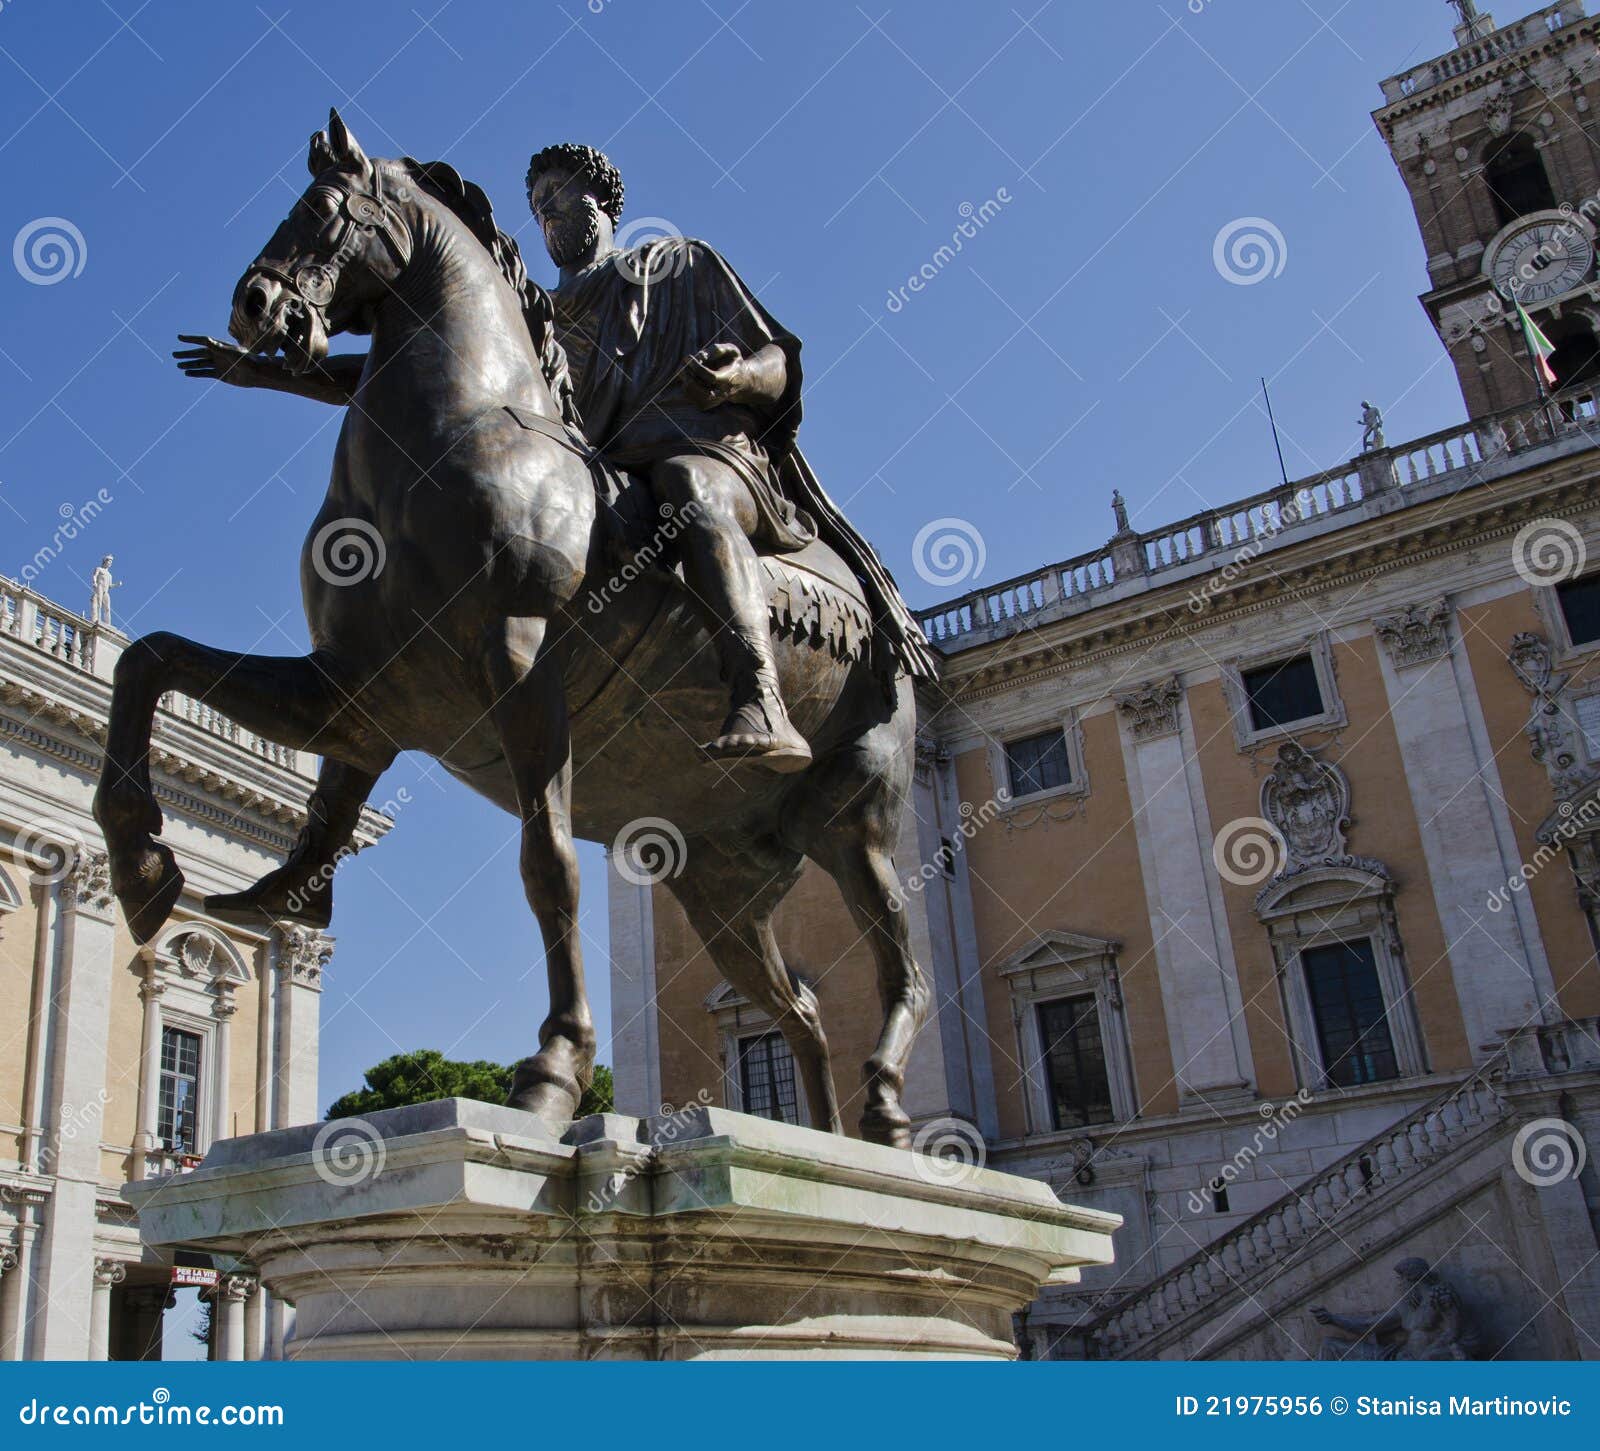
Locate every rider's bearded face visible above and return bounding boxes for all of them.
[534,179,601,268]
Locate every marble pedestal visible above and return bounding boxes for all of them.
[124,1100,1119,1360]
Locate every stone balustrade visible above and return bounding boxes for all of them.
[1379,5,1582,102]
[0,576,298,772]
[1094,1068,1512,1358]
[916,390,1600,651]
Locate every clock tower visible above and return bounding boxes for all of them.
[1374,2,1600,417]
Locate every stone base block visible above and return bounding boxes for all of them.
[125,1101,1119,1361]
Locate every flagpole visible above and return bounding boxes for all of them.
[1514,297,1559,437]
[1261,376,1291,489]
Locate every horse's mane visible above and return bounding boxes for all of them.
[396,156,580,426]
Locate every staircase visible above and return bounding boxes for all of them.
[1094,1066,1514,1359]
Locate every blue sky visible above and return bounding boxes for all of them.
[0,0,1476,1109]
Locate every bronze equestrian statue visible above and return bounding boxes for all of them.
[97,112,937,1146]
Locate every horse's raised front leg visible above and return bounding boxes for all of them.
[486,619,595,1130]
[94,631,390,941]
[206,759,386,930]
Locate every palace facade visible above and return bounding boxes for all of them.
[0,578,386,1360]
[608,3,1600,1359]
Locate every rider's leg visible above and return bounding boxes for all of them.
[650,456,811,771]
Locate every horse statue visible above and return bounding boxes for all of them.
[94,113,931,1147]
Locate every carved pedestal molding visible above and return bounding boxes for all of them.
[1372,598,1452,667]
[127,1101,1120,1361]
[1114,675,1183,741]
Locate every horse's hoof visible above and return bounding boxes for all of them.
[505,1056,582,1133]
[112,839,185,944]
[206,872,332,930]
[860,1101,913,1149]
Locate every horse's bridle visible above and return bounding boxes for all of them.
[253,164,413,315]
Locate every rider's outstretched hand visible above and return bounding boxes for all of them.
[174,334,278,388]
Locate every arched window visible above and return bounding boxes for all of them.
[1484,133,1556,227]
[1544,316,1600,393]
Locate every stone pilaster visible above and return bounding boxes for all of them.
[89,1258,126,1361]
[1116,698,1257,1106]
[31,850,117,1359]
[1375,615,1556,1055]
[606,851,660,1118]
[216,1273,257,1362]
[271,926,330,1130]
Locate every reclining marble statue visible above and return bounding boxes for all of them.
[95,111,940,1146]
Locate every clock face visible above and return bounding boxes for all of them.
[1488,218,1595,305]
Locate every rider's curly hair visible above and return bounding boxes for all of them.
[525,143,624,222]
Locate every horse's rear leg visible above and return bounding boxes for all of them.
[95,631,387,941]
[809,834,929,1147]
[798,682,928,1147]
[486,620,595,1129]
[664,847,843,1134]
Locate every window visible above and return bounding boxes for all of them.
[1557,574,1600,647]
[1241,654,1324,731]
[1484,134,1556,227]
[738,1032,798,1124]
[1302,940,1399,1088]
[1004,729,1073,797]
[1037,995,1113,1130]
[158,1027,202,1153]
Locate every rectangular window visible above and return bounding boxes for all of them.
[1302,940,1399,1088]
[1037,996,1113,1130]
[158,1027,203,1154]
[738,1032,798,1124]
[1557,574,1600,646]
[1005,729,1073,798]
[1241,654,1324,731]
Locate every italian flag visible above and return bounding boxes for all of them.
[1517,302,1558,388]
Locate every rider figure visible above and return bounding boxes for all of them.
[526,142,814,770]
